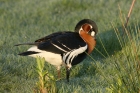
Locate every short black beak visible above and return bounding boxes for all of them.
[66,67,70,82]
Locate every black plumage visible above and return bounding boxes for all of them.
[18,51,40,56]
[36,32,87,54]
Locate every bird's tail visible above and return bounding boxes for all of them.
[14,42,38,46]
[18,51,40,56]
[15,43,40,56]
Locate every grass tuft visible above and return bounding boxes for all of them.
[34,57,57,93]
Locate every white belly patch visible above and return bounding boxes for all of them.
[27,46,63,66]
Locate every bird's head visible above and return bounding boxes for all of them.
[75,19,98,54]
[75,19,98,38]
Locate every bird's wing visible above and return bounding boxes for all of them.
[37,32,87,54]
[35,31,71,42]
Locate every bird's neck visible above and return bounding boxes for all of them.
[79,31,96,54]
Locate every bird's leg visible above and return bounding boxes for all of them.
[66,67,70,82]
[56,66,61,80]
[57,69,61,79]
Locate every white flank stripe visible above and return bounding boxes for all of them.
[63,45,87,65]
[70,54,76,63]
[62,52,70,62]
[58,41,71,50]
[66,50,77,64]
[51,43,68,52]
[61,43,71,50]
[66,45,87,64]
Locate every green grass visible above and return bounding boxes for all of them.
[0,0,140,93]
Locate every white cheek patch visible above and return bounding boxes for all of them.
[91,31,95,36]
[79,27,83,34]
[79,27,83,31]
